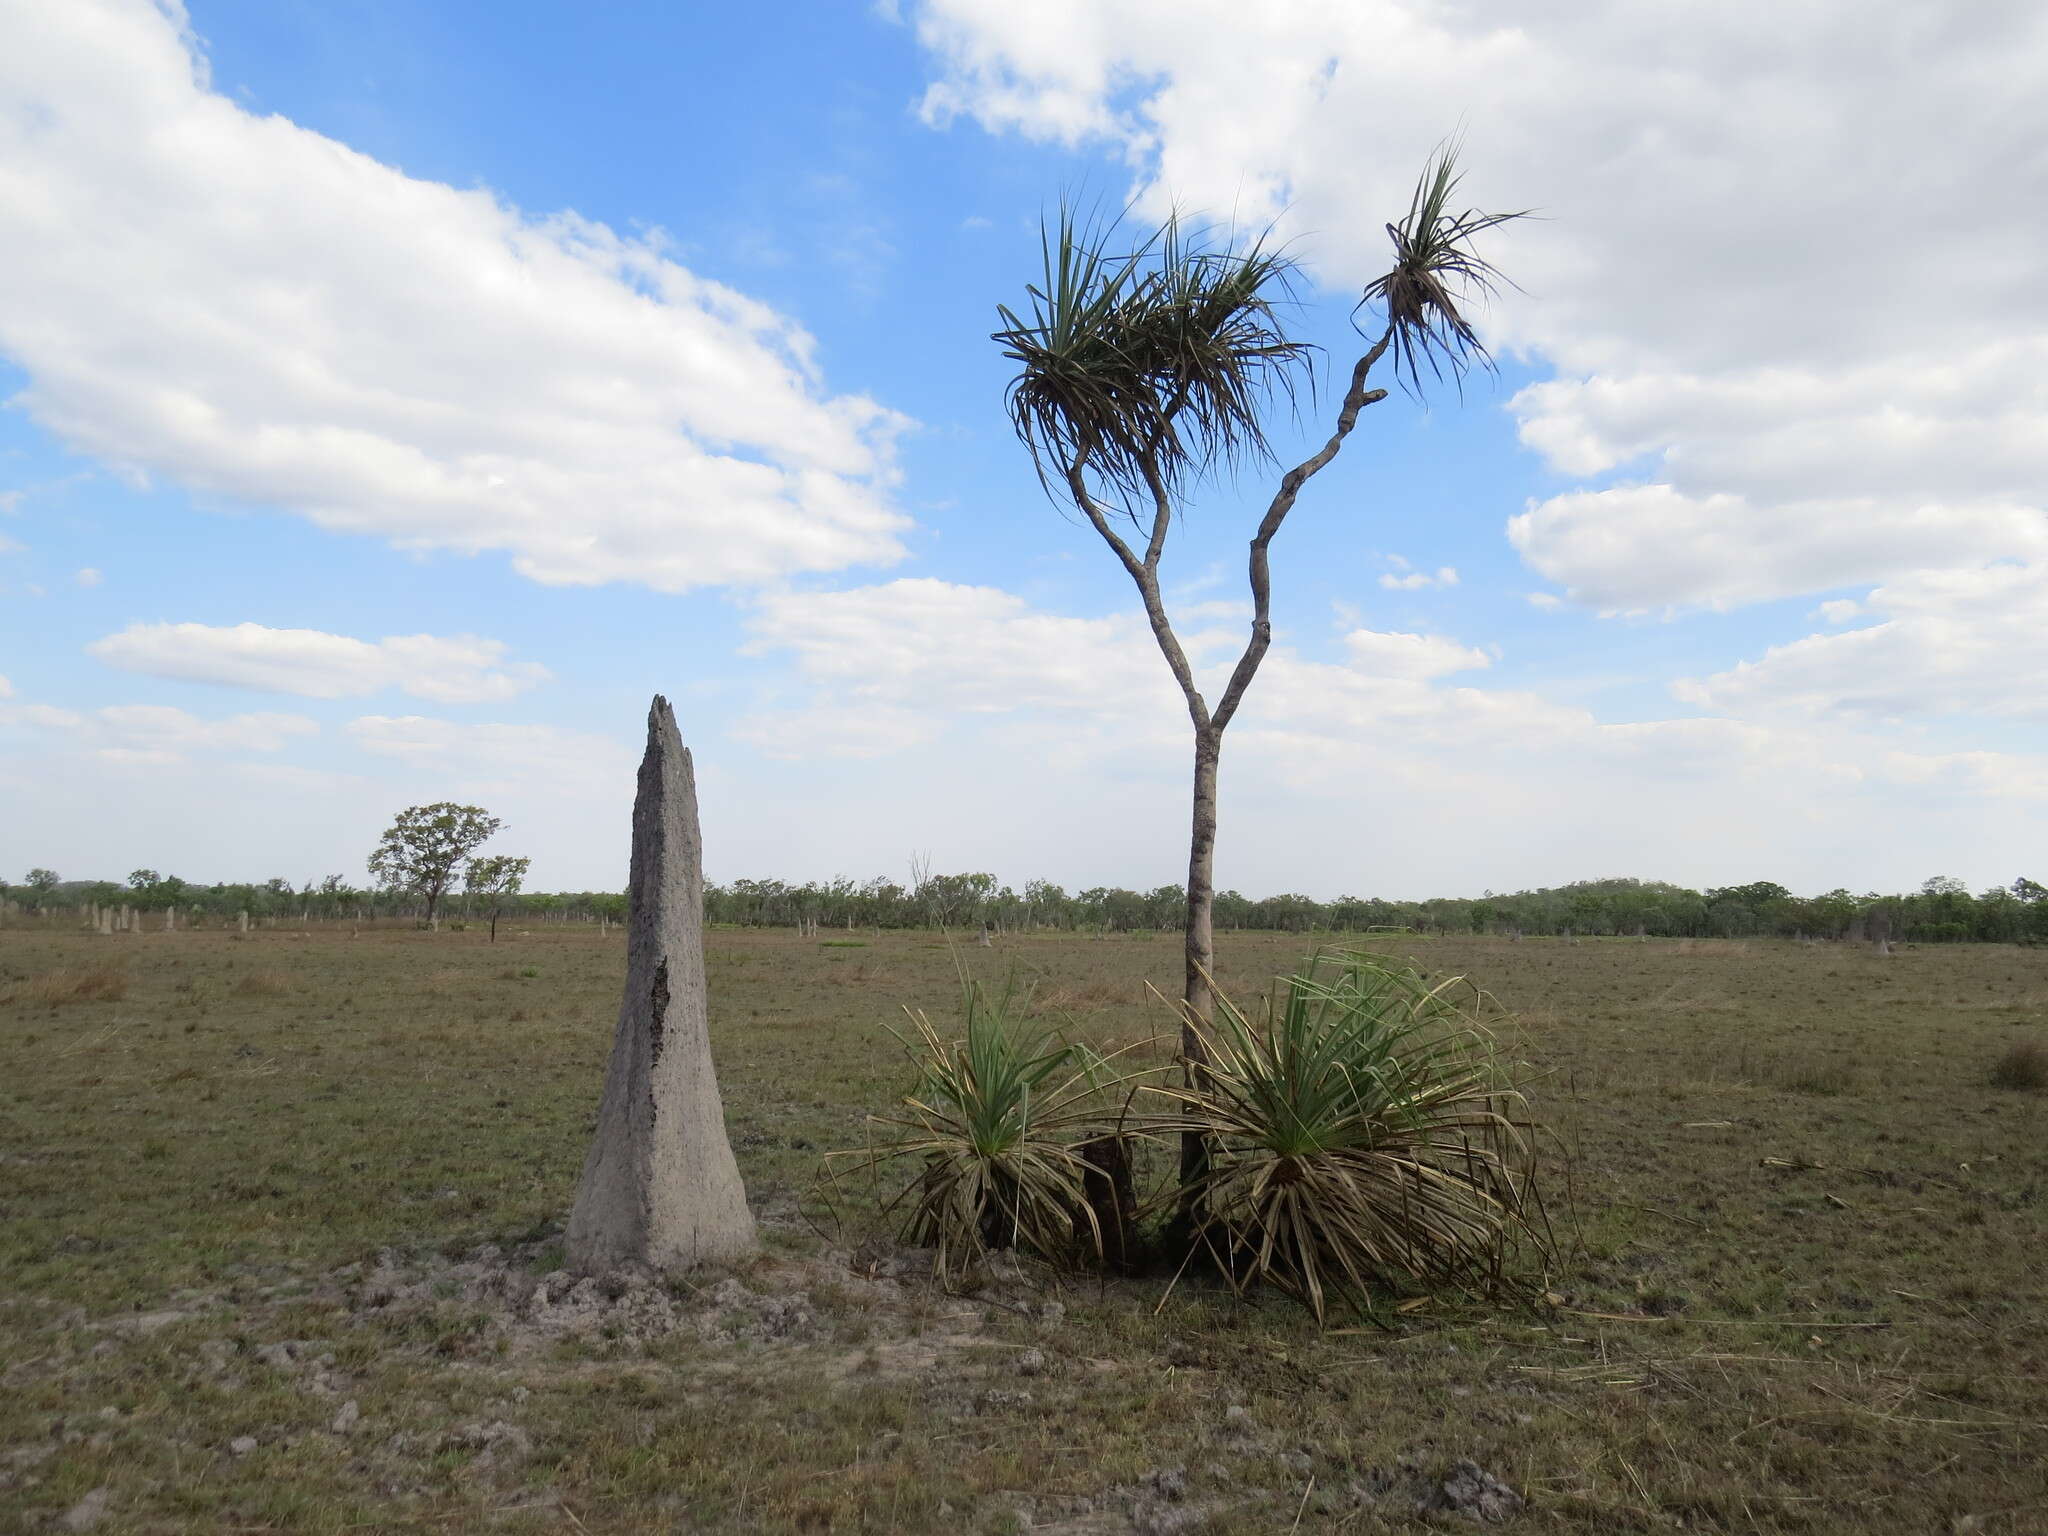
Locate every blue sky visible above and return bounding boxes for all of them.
[3,0,2045,898]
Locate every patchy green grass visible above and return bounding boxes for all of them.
[1,924,2044,1531]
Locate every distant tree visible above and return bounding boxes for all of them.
[2013,877,2047,903]
[127,868,160,890]
[367,803,502,927]
[994,146,1526,1203]
[915,870,998,929]
[1022,879,1068,929]
[466,854,530,943]
[12,868,59,913]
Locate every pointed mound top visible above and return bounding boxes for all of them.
[646,695,685,762]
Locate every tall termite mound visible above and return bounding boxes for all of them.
[566,696,756,1272]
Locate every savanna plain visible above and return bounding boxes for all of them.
[2,924,2044,1534]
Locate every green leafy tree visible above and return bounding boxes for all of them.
[14,867,58,911]
[466,854,530,943]
[367,803,502,926]
[994,146,1526,1200]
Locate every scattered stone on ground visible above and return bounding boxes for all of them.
[441,1420,532,1471]
[1141,1467,1188,1501]
[27,1222,1531,1530]
[1429,1459,1526,1522]
[1348,1454,1525,1524]
[328,1238,840,1356]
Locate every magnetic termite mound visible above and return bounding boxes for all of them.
[565,696,756,1273]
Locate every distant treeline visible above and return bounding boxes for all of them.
[7,869,2047,945]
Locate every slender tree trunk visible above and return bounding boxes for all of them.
[1182,726,1220,1038]
[1054,332,1394,1234]
[1180,725,1221,1192]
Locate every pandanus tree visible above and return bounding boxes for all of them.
[994,146,1526,1187]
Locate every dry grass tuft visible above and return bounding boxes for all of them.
[1989,1037,2048,1092]
[1031,981,1126,1015]
[17,965,129,1005]
[1776,1056,1859,1096]
[233,970,291,997]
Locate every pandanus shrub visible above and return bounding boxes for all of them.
[1147,951,1551,1322]
[840,978,1142,1279]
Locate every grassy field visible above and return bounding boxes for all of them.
[2,922,2045,1533]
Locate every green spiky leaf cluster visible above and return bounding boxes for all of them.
[993,209,1314,510]
[839,978,1145,1278]
[829,951,1552,1321]
[994,146,1528,518]
[1148,951,1551,1322]
[1357,143,1530,396]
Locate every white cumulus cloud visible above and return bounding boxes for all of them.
[0,697,317,762]
[741,577,1221,722]
[729,576,2048,891]
[1675,562,2048,722]
[739,578,1503,756]
[0,0,912,593]
[1339,628,1487,680]
[1378,565,1458,591]
[1505,485,2048,614]
[345,715,635,785]
[88,621,550,704]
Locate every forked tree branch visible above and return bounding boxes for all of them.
[1140,456,1175,572]
[1062,325,1394,745]
[1210,327,1394,735]
[1065,454,1214,733]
